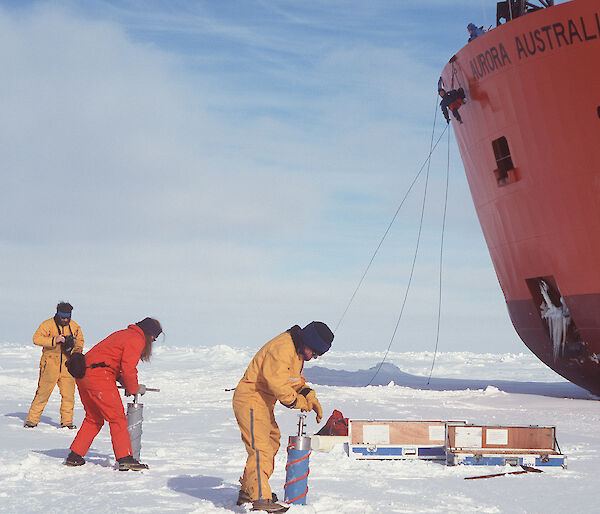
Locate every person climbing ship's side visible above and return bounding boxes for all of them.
[439,87,466,124]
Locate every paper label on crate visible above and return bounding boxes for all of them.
[523,455,536,466]
[454,426,482,448]
[485,428,508,445]
[428,425,445,442]
[363,424,390,444]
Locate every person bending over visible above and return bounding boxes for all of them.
[65,317,162,471]
[233,321,333,513]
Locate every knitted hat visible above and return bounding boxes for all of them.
[467,23,477,31]
[301,321,334,356]
[136,317,162,338]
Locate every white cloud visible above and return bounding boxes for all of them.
[0,2,523,355]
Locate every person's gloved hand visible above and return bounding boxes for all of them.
[310,396,323,423]
[306,391,323,423]
[300,388,323,423]
[137,384,147,396]
[292,394,309,411]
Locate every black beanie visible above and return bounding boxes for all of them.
[136,318,162,338]
[301,321,334,355]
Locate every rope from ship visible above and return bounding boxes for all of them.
[333,119,449,337]
[365,95,445,386]
[450,60,463,91]
[427,125,451,385]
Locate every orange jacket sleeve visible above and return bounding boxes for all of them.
[33,319,57,348]
[118,335,144,394]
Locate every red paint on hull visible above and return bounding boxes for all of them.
[441,0,600,394]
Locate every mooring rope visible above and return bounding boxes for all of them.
[366,95,443,386]
[427,125,451,385]
[334,121,449,336]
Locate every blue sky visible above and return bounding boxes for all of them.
[0,0,542,356]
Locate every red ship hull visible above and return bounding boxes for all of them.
[441,0,600,394]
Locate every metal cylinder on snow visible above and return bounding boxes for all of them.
[126,394,143,461]
[284,433,311,505]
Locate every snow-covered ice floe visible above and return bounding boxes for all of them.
[1,342,598,513]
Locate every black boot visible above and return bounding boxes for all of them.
[65,451,85,466]
[118,455,149,471]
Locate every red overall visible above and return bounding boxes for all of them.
[70,325,145,460]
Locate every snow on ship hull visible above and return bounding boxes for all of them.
[440,0,600,394]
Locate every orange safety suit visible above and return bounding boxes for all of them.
[26,317,85,426]
[233,330,308,501]
[70,324,145,460]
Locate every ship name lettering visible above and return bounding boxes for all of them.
[516,14,600,60]
[469,43,511,80]
[585,15,600,40]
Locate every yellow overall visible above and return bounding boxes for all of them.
[26,317,84,425]
[233,331,307,501]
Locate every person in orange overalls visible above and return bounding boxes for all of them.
[64,317,162,471]
[25,302,85,429]
[233,321,334,513]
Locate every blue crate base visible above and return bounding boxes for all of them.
[447,452,567,468]
[350,444,446,460]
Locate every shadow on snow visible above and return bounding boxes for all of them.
[4,412,61,428]
[32,447,115,467]
[167,475,245,512]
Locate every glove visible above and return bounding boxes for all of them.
[300,388,323,423]
[310,396,323,423]
[292,394,309,411]
[137,384,147,396]
[306,391,323,423]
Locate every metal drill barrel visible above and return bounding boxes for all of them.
[126,394,143,461]
[284,415,311,505]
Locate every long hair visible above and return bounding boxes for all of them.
[137,318,162,362]
[140,334,154,362]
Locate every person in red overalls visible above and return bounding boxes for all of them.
[64,317,162,471]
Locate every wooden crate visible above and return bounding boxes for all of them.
[446,424,566,468]
[348,420,457,460]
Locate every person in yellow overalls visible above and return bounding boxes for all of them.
[233,321,333,513]
[25,302,85,429]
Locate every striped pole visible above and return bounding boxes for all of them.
[284,415,311,505]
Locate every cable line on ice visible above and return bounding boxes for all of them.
[427,125,451,385]
[333,120,449,337]
[366,94,443,386]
